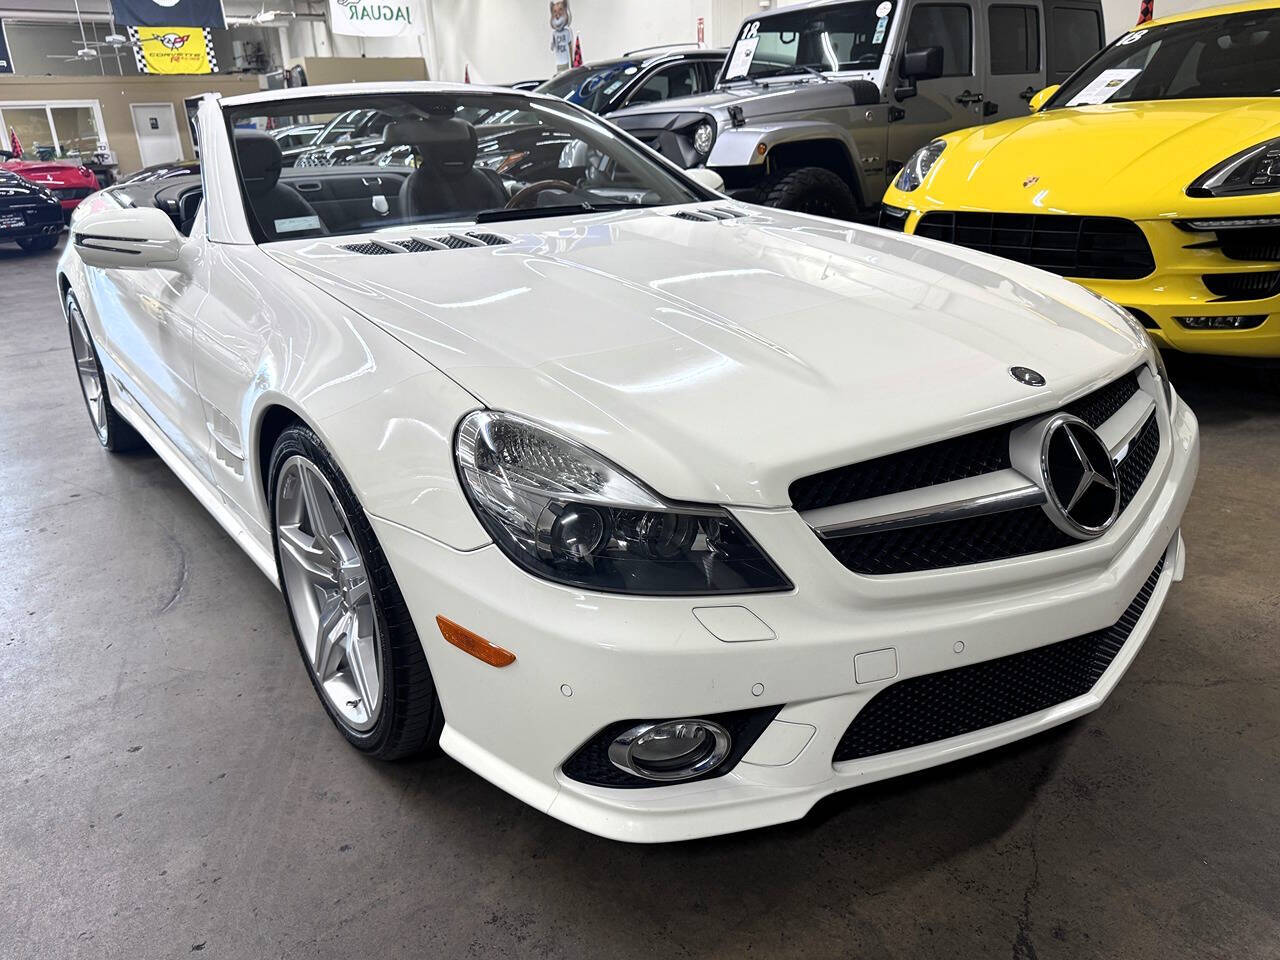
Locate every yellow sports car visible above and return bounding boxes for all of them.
[881,0,1280,358]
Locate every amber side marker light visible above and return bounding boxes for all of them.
[436,616,516,667]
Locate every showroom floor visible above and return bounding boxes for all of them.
[1,238,1277,960]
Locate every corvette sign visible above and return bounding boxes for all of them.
[328,0,425,37]
[129,26,218,73]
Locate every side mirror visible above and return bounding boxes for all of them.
[686,166,726,193]
[895,46,944,101]
[73,205,183,271]
[1027,84,1060,113]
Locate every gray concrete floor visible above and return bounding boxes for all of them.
[1,237,1277,960]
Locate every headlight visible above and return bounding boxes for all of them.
[692,121,716,157]
[1188,137,1280,197]
[895,140,946,192]
[455,411,791,595]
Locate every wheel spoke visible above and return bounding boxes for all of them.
[314,601,348,680]
[345,625,379,715]
[278,522,338,587]
[299,467,343,542]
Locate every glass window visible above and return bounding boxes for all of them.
[50,106,101,159]
[627,63,703,105]
[1048,7,1103,78]
[1051,8,1280,106]
[723,1,898,80]
[535,61,642,113]
[4,108,56,160]
[989,6,1040,74]
[225,92,705,244]
[905,4,974,77]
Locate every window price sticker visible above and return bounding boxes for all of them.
[1065,68,1142,106]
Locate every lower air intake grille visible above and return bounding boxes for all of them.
[915,212,1155,280]
[1203,271,1280,301]
[833,551,1167,762]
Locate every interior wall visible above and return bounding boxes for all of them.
[423,0,716,85]
[0,74,259,173]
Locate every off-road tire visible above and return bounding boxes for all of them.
[760,166,859,220]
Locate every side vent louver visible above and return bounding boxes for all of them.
[342,232,512,255]
[669,207,747,223]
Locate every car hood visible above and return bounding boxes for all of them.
[609,77,871,123]
[924,98,1280,215]
[268,205,1145,507]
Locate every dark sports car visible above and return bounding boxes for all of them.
[0,169,64,252]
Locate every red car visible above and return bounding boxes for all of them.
[0,154,99,221]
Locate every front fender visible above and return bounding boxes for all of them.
[708,119,862,169]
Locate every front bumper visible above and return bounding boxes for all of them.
[885,203,1280,358]
[372,397,1198,842]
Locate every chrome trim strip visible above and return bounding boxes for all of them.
[806,469,1045,538]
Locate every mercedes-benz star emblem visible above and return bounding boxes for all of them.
[1010,366,1047,387]
[1039,415,1120,539]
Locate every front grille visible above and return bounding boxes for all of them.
[794,374,1159,576]
[915,212,1155,280]
[1203,271,1280,301]
[561,705,781,789]
[833,551,1167,762]
[790,372,1140,512]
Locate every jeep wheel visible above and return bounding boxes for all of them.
[760,167,859,220]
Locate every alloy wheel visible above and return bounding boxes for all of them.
[68,302,108,445]
[275,455,384,732]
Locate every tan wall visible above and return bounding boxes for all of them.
[0,74,261,175]
[295,56,428,85]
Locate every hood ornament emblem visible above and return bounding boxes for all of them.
[1022,175,1039,188]
[1010,366,1046,387]
[1038,415,1121,539]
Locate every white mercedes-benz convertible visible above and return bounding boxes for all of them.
[58,83,1199,842]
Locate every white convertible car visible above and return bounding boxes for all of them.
[59,83,1199,842]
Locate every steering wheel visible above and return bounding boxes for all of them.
[505,179,578,209]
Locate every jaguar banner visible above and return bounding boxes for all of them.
[328,0,425,38]
[111,0,225,31]
[129,26,218,74]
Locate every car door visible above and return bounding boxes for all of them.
[887,0,985,172]
[83,199,211,478]
[981,0,1046,121]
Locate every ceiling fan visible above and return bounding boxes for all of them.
[44,0,104,62]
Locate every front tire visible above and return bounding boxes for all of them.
[760,166,859,220]
[269,424,443,760]
[65,292,145,452]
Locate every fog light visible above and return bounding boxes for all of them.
[608,719,732,781]
[1175,315,1266,330]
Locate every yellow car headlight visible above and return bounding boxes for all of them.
[895,140,946,192]
[1188,136,1280,198]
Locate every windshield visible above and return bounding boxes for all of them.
[224,92,705,244]
[723,0,896,81]
[535,61,642,112]
[1052,9,1280,107]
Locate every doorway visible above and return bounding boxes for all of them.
[130,102,183,168]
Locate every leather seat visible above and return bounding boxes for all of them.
[383,118,508,220]
[234,131,325,239]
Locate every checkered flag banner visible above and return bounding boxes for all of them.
[129,26,218,74]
